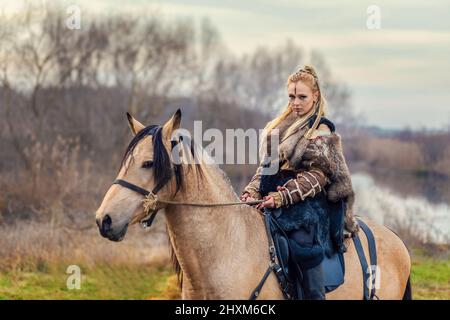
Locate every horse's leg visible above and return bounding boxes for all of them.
[326,219,411,300]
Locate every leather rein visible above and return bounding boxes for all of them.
[112,178,263,228]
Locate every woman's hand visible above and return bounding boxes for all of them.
[240,192,256,203]
[255,196,275,210]
[240,193,249,201]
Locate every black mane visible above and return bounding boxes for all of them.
[120,125,180,194]
[120,124,203,195]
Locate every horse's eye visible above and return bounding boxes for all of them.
[141,161,154,169]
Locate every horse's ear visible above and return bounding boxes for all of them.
[162,109,182,142]
[127,112,145,136]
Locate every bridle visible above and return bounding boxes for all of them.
[113,176,264,228]
[111,131,290,300]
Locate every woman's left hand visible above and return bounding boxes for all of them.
[255,196,275,210]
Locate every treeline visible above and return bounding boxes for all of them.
[345,128,450,178]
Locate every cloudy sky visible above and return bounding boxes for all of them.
[3,0,450,129]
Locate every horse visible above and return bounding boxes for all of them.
[95,110,412,299]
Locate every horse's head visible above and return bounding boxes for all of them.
[95,110,182,241]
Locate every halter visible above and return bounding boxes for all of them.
[113,178,162,228]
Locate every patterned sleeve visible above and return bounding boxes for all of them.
[242,165,263,200]
[268,168,329,208]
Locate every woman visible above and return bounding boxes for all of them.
[240,65,358,300]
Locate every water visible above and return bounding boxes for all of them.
[352,172,450,244]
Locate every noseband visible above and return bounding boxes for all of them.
[113,178,161,228]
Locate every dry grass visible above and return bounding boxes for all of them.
[0,217,448,299]
[0,217,179,300]
[148,275,182,300]
[0,219,170,272]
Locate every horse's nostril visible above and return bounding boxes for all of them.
[102,214,112,232]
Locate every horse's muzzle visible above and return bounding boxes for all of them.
[97,214,128,242]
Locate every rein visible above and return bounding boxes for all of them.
[113,179,264,228]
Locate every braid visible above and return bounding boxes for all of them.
[288,65,320,92]
[264,65,326,136]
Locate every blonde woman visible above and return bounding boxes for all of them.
[240,65,358,299]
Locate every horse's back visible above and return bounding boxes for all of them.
[326,217,411,300]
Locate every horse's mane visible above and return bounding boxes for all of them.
[167,225,184,289]
[120,124,204,195]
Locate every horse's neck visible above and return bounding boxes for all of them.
[164,164,269,299]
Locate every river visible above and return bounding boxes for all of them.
[352,170,450,244]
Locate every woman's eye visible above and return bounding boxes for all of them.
[141,161,154,169]
[299,95,307,100]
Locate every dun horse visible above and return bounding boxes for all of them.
[96,110,411,299]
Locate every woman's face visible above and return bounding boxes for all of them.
[288,81,319,116]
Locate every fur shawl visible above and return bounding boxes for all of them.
[261,115,357,233]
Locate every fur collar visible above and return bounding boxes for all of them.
[261,113,358,233]
[259,111,310,162]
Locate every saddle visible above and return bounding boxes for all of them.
[268,213,378,300]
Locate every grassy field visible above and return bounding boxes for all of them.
[0,223,447,300]
[410,257,450,299]
[0,222,181,300]
[0,256,448,300]
[0,263,179,300]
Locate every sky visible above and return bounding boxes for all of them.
[3,0,450,130]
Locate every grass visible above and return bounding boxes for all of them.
[0,263,175,300]
[0,222,447,300]
[0,256,448,300]
[410,257,450,300]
